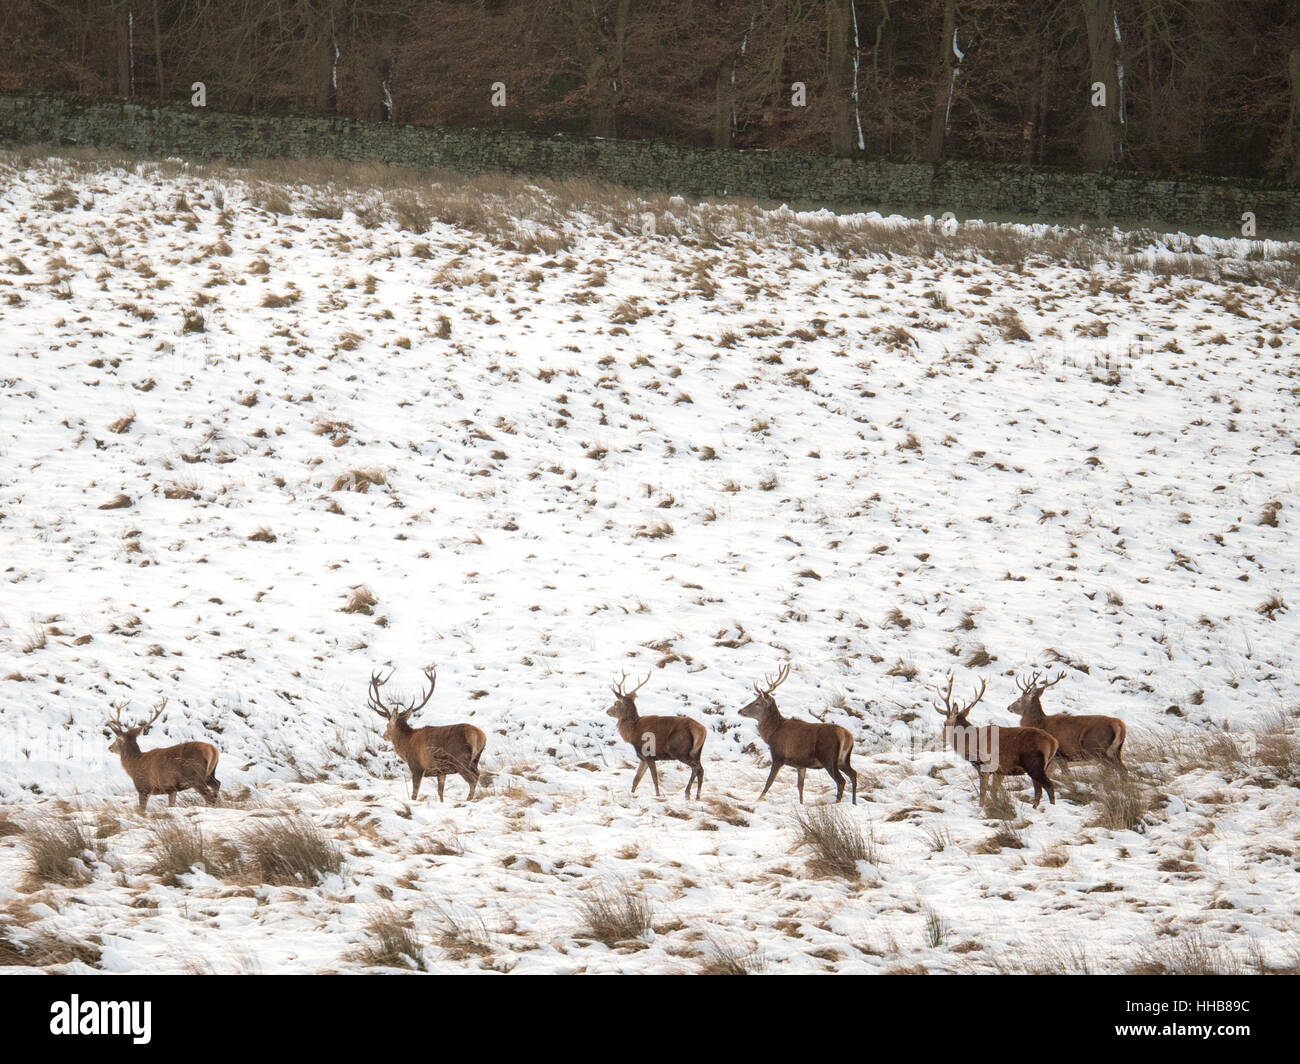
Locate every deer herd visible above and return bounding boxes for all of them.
[102,665,1126,814]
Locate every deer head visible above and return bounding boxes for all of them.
[368,667,437,742]
[932,674,988,729]
[1008,669,1065,717]
[738,664,790,720]
[106,698,167,755]
[606,671,650,720]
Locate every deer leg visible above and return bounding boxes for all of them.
[460,768,478,800]
[683,765,695,800]
[647,760,662,797]
[693,761,704,800]
[844,760,858,806]
[410,767,423,800]
[137,793,149,814]
[168,792,176,808]
[978,771,988,806]
[825,764,844,803]
[631,760,648,795]
[757,761,783,801]
[796,767,807,804]
[437,775,446,802]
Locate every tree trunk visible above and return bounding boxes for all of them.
[1286,46,1300,179]
[827,0,855,156]
[115,3,130,98]
[925,0,956,163]
[713,61,733,149]
[152,0,164,100]
[1080,0,1119,169]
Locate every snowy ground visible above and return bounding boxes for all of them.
[0,151,1297,974]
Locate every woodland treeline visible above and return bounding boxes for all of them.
[3,1,1298,178]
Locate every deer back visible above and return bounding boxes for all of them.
[766,716,850,768]
[998,726,1059,775]
[1035,714,1124,759]
[129,741,220,793]
[619,714,705,760]
[947,723,1056,776]
[407,722,486,773]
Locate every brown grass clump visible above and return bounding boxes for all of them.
[341,585,378,615]
[332,469,387,493]
[349,905,426,971]
[576,884,653,946]
[793,806,875,879]
[240,816,343,885]
[23,814,100,886]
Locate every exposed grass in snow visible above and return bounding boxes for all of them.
[0,148,1297,973]
[576,883,653,947]
[22,813,100,888]
[240,816,343,886]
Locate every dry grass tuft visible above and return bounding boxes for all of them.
[341,585,378,615]
[240,816,342,885]
[332,469,387,493]
[23,814,100,887]
[0,923,101,969]
[793,806,875,880]
[349,905,426,971]
[431,903,492,960]
[700,936,767,975]
[1130,932,1242,976]
[576,884,653,946]
[1089,768,1156,832]
[148,817,234,885]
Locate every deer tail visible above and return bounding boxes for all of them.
[1106,721,1126,760]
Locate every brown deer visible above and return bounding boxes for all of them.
[106,699,220,813]
[368,666,487,802]
[605,672,707,800]
[934,674,1058,808]
[1010,670,1127,776]
[738,665,857,804]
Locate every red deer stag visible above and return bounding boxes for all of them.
[368,666,486,802]
[106,699,220,812]
[1009,670,1127,776]
[605,672,707,800]
[738,665,857,804]
[934,675,1058,808]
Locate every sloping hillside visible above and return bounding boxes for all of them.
[0,152,1296,973]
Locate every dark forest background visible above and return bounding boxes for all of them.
[3,1,1299,179]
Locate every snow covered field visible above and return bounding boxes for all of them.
[0,150,1297,974]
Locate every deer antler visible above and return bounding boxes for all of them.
[405,665,437,718]
[932,673,958,716]
[368,669,394,719]
[1018,669,1065,694]
[140,698,167,733]
[107,698,167,734]
[612,670,650,698]
[933,674,986,718]
[759,663,791,695]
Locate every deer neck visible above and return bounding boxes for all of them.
[117,736,144,767]
[615,710,642,746]
[1019,696,1047,726]
[755,706,785,744]
[945,719,989,766]
[389,718,419,758]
